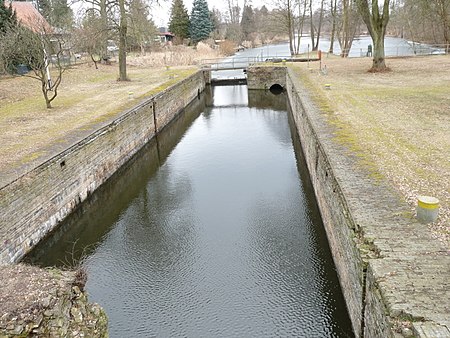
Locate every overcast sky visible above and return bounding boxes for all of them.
[150,0,272,28]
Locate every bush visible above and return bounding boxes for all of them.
[219,40,236,56]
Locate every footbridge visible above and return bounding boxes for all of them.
[199,56,291,71]
[199,55,319,85]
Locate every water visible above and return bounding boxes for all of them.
[26,86,354,337]
[212,36,442,79]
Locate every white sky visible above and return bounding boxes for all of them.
[150,0,272,28]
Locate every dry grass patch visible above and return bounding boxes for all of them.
[127,42,222,67]
[291,55,450,246]
[0,60,197,183]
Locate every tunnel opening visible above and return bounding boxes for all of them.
[269,83,284,95]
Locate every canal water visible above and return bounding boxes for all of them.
[26,86,354,337]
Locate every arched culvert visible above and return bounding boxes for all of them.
[269,84,284,95]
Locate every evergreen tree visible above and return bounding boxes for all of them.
[51,0,73,29]
[190,0,212,43]
[36,0,51,24]
[168,0,190,42]
[128,0,158,53]
[209,8,221,39]
[241,5,255,40]
[0,0,17,34]
[37,0,73,29]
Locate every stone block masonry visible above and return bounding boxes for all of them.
[285,67,449,337]
[247,66,287,90]
[0,70,207,264]
[0,264,108,337]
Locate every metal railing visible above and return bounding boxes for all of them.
[199,56,292,71]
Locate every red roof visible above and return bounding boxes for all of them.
[9,1,52,33]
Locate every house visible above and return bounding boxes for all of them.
[9,1,52,33]
[157,27,174,43]
[158,32,175,43]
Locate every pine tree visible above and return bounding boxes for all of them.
[128,0,158,53]
[36,0,51,24]
[168,0,190,42]
[37,0,73,29]
[241,5,255,40]
[0,0,17,34]
[190,0,212,43]
[51,0,73,29]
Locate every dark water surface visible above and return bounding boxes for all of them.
[26,86,354,337]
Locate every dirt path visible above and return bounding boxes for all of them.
[291,55,449,246]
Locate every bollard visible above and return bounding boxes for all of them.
[416,196,439,223]
[128,91,134,100]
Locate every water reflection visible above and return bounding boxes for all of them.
[25,91,207,266]
[26,85,353,337]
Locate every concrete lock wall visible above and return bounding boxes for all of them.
[285,69,365,335]
[0,71,207,264]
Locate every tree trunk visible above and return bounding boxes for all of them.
[328,0,337,53]
[356,0,390,70]
[295,0,308,55]
[118,0,128,81]
[313,0,325,50]
[286,0,294,56]
[339,0,357,58]
[372,31,386,69]
[100,0,108,58]
[309,0,315,49]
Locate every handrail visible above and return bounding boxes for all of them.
[199,55,292,71]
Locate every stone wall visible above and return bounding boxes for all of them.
[286,68,365,335]
[0,71,207,264]
[286,67,449,337]
[0,264,107,337]
[247,66,286,90]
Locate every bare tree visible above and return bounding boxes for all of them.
[309,0,325,51]
[77,0,129,79]
[328,0,338,53]
[128,0,157,54]
[271,0,296,55]
[225,0,243,42]
[117,0,128,80]
[80,0,116,57]
[422,0,449,51]
[0,24,68,108]
[75,8,109,68]
[338,0,359,57]
[294,0,308,55]
[356,0,391,70]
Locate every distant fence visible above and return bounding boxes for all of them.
[199,56,292,71]
[353,43,449,58]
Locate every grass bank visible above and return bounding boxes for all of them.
[290,55,449,246]
[0,61,196,182]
